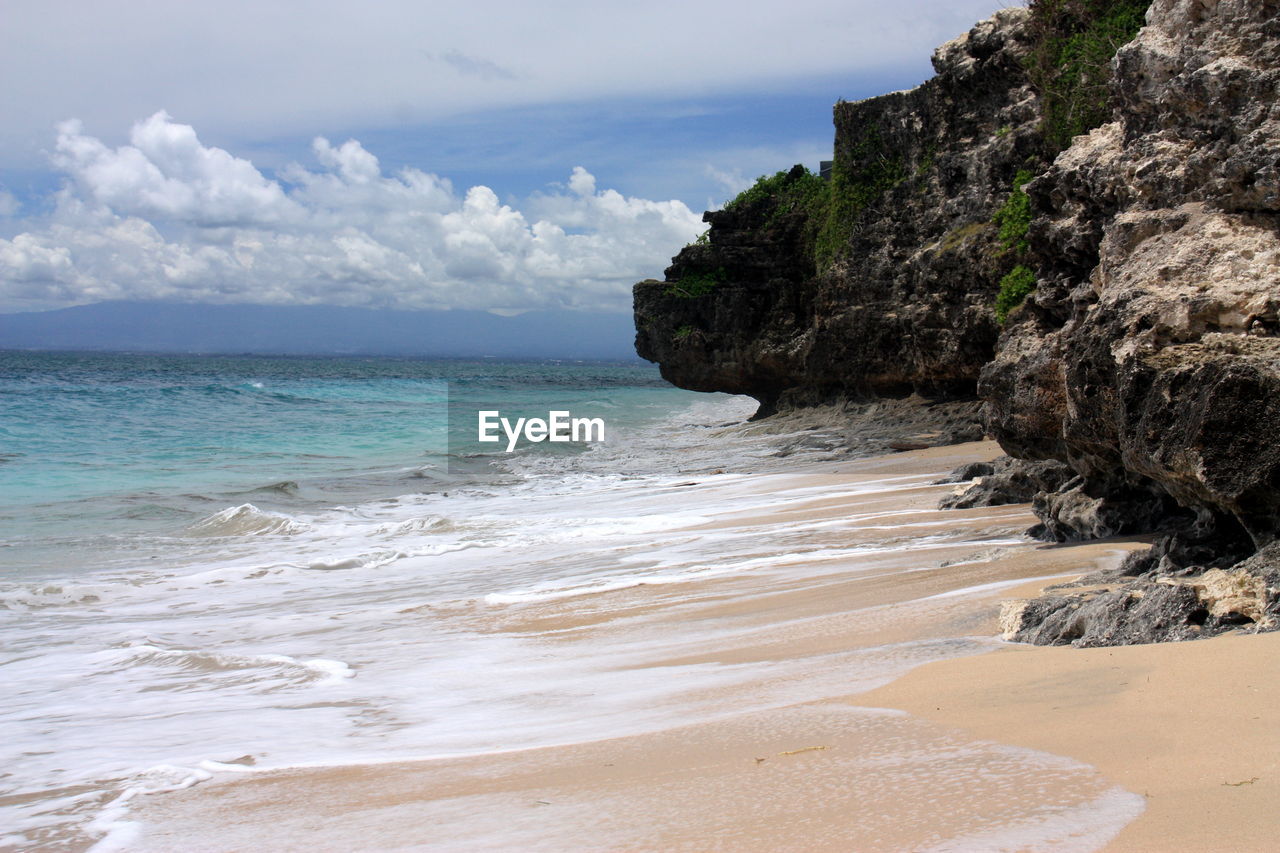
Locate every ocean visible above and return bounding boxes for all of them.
[0,351,1142,850]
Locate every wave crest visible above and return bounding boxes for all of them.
[187,504,310,537]
[116,644,354,690]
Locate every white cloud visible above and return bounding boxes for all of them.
[568,167,596,197]
[0,113,703,313]
[435,50,520,82]
[705,165,754,200]
[0,1,1009,168]
[52,112,300,227]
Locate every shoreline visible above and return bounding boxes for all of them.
[114,440,1209,852]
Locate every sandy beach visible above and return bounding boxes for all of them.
[863,628,1280,851]
[111,439,1276,852]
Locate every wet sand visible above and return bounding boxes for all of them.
[119,441,1272,851]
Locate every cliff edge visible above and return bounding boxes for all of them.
[634,8,1043,418]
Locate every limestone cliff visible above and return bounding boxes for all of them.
[634,8,1043,417]
[987,0,1280,644]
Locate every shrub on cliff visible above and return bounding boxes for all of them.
[721,163,829,253]
[992,169,1037,321]
[720,164,834,274]
[995,265,1037,323]
[1025,0,1152,154]
[724,165,828,224]
[665,267,726,298]
[815,125,905,272]
[991,0,1150,320]
[993,169,1035,256]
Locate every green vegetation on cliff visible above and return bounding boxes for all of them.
[995,0,1151,319]
[815,125,905,271]
[666,267,727,298]
[718,128,905,276]
[725,165,834,270]
[1026,0,1152,154]
[724,167,827,221]
[993,169,1037,322]
[993,169,1034,256]
[995,265,1037,323]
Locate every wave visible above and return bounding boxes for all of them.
[186,504,310,537]
[298,542,482,572]
[483,563,746,605]
[0,582,108,610]
[242,480,301,497]
[374,515,456,536]
[301,551,408,571]
[112,643,354,689]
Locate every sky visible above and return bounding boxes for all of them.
[0,0,1009,316]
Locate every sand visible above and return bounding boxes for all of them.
[121,442,1278,851]
[862,629,1280,852]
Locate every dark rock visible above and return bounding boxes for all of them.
[937,456,1074,510]
[1003,537,1280,647]
[938,461,997,483]
[634,9,1042,419]
[1029,481,1178,542]
[1005,583,1209,647]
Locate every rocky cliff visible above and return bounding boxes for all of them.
[634,0,1280,645]
[986,0,1280,644]
[634,8,1044,417]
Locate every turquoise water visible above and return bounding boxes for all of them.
[0,351,688,576]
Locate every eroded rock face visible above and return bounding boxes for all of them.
[984,0,1280,643]
[634,9,1042,418]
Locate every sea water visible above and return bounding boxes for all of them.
[0,351,1142,850]
[0,352,773,845]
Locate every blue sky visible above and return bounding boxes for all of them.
[0,0,1009,315]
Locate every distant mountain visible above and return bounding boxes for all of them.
[0,302,642,360]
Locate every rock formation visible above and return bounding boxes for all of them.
[986,0,1280,644]
[634,8,1043,418]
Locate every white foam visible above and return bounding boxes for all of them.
[479,538,976,607]
[0,581,111,610]
[187,503,310,537]
[920,571,1074,601]
[89,644,356,691]
[483,564,744,605]
[86,765,215,852]
[921,784,1145,852]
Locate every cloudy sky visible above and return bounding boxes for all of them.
[0,0,1006,315]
